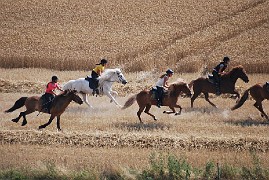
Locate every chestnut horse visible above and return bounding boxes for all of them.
[5,90,83,130]
[231,83,269,120]
[189,66,249,108]
[122,82,192,123]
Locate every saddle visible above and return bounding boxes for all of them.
[40,94,54,113]
[150,87,168,100]
[85,76,97,90]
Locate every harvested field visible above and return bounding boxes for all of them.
[1,69,269,173]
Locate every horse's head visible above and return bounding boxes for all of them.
[67,90,83,105]
[169,82,192,97]
[106,68,127,84]
[231,66,249,83]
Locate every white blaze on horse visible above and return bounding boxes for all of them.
[63,68,127,108]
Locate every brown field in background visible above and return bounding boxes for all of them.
[0,0,268,73]
[1,68,269,174]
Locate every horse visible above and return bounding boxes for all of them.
[63,68,127,108]
[122,81,192,123]
[4,90,83,131]
[189,66,249,108]
[231,83,269,120]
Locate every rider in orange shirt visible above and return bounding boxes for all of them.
[43,76,64,113]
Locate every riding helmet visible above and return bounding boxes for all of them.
[223,56,230,62]
[166,69,174,74]
[101,59,108,64]
[52,76,58,81]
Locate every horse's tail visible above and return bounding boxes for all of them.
[5,97,27,113]
[231,89,250,111]
[122,94,137,110]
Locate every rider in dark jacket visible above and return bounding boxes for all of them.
[212,56,230,95]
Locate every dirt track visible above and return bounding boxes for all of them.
[1,130,269,152]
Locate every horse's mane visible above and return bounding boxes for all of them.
[168,80,188,96]
[222,65,244,78]
[98,68,121,80]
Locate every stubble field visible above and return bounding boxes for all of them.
[1,68,269,176]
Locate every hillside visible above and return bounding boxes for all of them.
[0,0,268,72]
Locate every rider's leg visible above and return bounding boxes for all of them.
[213,71,221,95]
[156,86,163,107]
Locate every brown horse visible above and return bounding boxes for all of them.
[189,66,249,108]
[231,83,269,119]
[122,82,192,123]
[5,90,83,130]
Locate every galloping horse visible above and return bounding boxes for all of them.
[122,81,192,123]
[189,66,249,108]
[63,68,127,108]
[5,90,83,131]
[231,83,269,120]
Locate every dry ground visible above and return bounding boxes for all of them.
[1,68,269,173]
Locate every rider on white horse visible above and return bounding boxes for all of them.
[91,59,108,95]
[63,68,127,108]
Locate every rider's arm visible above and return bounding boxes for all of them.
[163,76,169,88]
[218,64,225,74]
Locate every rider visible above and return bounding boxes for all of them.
[155,69,174,108]
[43,76,64,113]
[91,59,108,95]
[212,56,230,96]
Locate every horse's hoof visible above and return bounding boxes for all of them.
[57,129,62,132]
[11,119,18,123]
[163,111,166,113]
[21,122,27,126]
[38,126,43,130]
[175,113,181,116]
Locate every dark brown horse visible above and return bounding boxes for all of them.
[5,90,83,130]
[189,66,249,108]
[231,83,269,119]
[122,82,192,123]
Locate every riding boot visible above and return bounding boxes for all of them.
[157,100,161,108]
[215,83,221,96]
[96,89,99,95]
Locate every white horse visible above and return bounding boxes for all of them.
[63,68,127,108]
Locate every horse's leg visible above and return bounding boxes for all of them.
[105,91,121,107]
[56,115,61,131]
[38,115,56,130]
[254,101,268,119]
[21,109,35,126]
[232,90,240,102]
[144,104,157,121]
[163,104,182,115]
[11,112,23,123]
[110,90,118,103]
[204,92,217,107]
[191,92,200,108]
[163,106,176,114]
[137,105,146,123]
[82,93,93,108]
